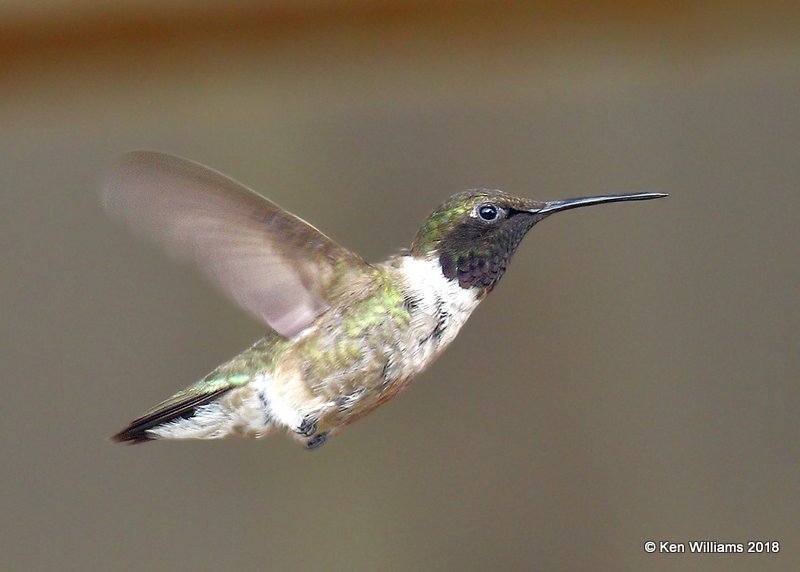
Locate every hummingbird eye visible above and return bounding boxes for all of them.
[477,203,499,221]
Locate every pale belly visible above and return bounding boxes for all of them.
[150,256,482,445]
[260,255,482,442]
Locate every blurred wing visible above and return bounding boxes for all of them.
[102,151,369,338]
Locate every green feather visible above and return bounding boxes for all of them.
[111,333,287,443]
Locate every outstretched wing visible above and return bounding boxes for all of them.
[102,151,369,338]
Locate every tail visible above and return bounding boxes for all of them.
[111,387,232,444]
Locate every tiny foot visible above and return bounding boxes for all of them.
[296,415,318,437]
[306,432,329,450]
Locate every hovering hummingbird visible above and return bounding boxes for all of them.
[104,151,666,448]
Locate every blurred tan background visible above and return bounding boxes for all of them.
[2,1,798,570]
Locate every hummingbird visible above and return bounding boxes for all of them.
[104,151,666,449]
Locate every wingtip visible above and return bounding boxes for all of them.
[100,149,176,209]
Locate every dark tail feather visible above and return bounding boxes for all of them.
[111,387,231,444]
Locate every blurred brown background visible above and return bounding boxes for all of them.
[2,1,798,571]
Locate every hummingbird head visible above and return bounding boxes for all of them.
[410,189,667,291]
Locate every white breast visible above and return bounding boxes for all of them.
[397,255,482,373]
[149,255,484,440]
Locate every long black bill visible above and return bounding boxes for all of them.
[536,192,668,215]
